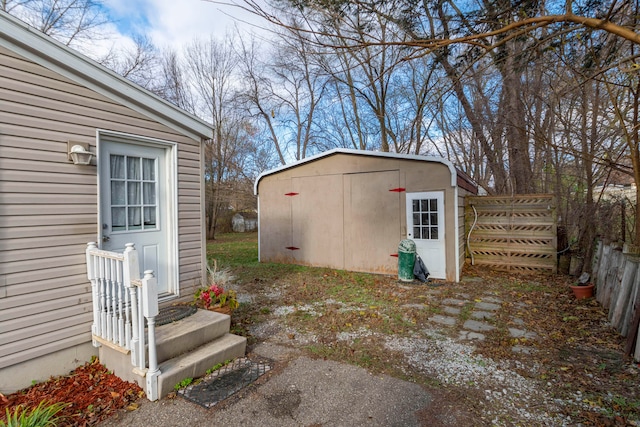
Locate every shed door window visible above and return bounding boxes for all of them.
[110,154,157,232]
[412,198,439,240]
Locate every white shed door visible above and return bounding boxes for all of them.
[99,140,171,294]
[406,191,446,279]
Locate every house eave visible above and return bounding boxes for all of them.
[0,10,212,141]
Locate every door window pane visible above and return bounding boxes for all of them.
[430,213,438,226]
[110,155,125,179]
[112,207,126,231]
[111,181,125,205]
[128,182,141,205]
[144,207,156,227]
[143,182,156,204]
[411,197,440,240]
[128,207,141,230]
[127,157,141,180]
[143,158,155,180]
[109,154,157,232]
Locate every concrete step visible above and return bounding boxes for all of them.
[157,333,247,398]
[154,309,230,364]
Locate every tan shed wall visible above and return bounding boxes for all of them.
[257,153,460,280]
[292,174,345,268]
[343,170,401,274]
[0,46,205,388]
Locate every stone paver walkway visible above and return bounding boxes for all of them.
[427,290,538,353]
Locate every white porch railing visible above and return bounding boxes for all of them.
[85,242,160,401]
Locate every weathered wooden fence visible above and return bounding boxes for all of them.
[465,194,557,273]
[592,241,640,361]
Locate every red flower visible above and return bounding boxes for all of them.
[209,284,223,297]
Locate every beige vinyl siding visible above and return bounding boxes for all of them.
[0,46,204,370]
[3,272,88,300]
[2,297,92,332]
[0,276,89,306]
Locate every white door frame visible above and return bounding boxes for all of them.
[406,191,446,279]
[96,129,179,298]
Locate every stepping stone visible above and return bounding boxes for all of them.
[511,317,525,326]
[475,302,501,311]
[442,298,467,306]
[458,330,486,341]
[429,315,456,326]
[471,310,494,320]
[402,304,427,310]
[480,296,503,304]
[463,319,496,332]
[237,293,254,304]
[512,345,536,354]
[443,306,461,315]
[508,328,538,340]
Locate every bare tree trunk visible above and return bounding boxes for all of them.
[438,56,509,194]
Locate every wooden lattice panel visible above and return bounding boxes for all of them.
[466,194,557,273]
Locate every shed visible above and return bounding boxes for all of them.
[0,11,211,393]
[254,149,477,282]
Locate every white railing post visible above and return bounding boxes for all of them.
[105,258,112,342]
[98,256,107,340]
[137,287,146,370]
[142,270,160,401]
[85,241,161,399]
[123,243,140,367]
[110,258,118,344]
[116,260,125,347]
[86,242,100,347]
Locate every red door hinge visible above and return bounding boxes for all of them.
[284,192,299,196]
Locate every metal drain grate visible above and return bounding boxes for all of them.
[178,357,273,408]
[151,305,197,327]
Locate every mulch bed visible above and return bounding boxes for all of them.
[0,358,143,426]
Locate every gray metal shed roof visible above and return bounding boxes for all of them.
[254,148,460,194]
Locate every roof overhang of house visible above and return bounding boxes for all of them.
[254,148,462,195]
[0,10,213,142]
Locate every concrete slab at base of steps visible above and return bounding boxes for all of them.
[157,333,247,399]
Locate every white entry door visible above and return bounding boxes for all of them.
[406,191,446,279]
[99,140,173,295]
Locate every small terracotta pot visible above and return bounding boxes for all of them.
[570,284,595,299]
[207,305,232,315]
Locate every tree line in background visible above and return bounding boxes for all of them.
[4,0,640,271]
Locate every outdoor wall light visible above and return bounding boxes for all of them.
[68,141,95,165]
